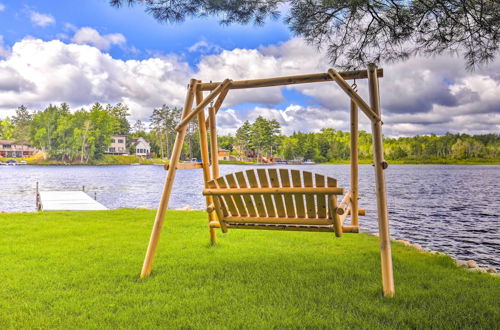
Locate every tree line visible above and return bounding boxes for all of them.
[1,105,498,163]
[216,117,499,162]
[0,103,201,162]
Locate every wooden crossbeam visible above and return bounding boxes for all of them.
[202,187,344,196]
[197,69,383,91]
[164,162,204,170]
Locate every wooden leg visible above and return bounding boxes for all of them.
[196,83,217,244]
[368,64,395,297]
[350,99,359,227]
[209,106,220,179]
[329,195,343,237]
[140,79,196,278]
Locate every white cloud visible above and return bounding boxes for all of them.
[0,35,498,137]
[188,40,222,54]
[72,27,126,51]
[29,11,55,27]
[0,38,191,119]
[0,3,5,12]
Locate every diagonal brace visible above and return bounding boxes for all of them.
[328,69,381,123]
[204,87,230,129]
[176,79,232,131]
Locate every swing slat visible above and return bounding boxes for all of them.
[257,169,276,218]
[315,174,327,218]
[215,177,239,217]
[303,171,316,218]
[291,170,306,218]
[246,170,267,217]
[279,169,296,218]
[225,173,248,217]
[235,171,257,217]
[268,169,286,217]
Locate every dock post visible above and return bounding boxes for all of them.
[36,181,40,211]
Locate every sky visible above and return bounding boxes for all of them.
[0,0,498,137]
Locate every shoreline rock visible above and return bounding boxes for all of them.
[368,233,498,275]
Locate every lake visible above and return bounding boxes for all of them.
[1,164,499,270]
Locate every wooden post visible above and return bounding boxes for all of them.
[367,64,395,297]
[205,87,229,129]
[350,100,359,227]
[140,78,196,279]
[196,82,217,244]
[209,106,220,179]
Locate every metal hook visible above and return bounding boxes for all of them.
[351,79,358,92]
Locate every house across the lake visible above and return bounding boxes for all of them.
[130,137,151,157]
[105,135,128,155]
[218,148,230,161]
[0,140,37,158]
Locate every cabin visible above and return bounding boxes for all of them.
[131,137,151,157]
[0,140,37,158]
[218,148,230,161]
[105,135,128,155]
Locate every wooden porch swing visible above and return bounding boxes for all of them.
[140,64,395,297]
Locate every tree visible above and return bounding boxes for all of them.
[12,105,33,144]
[86,103,117,161]
[235,120,252,159]
[0,117,15,140]
[106,103,131,135]
[31,104,70,152]
[111,0,499,69]
[132,120,146,134]
[249,116,280,160]
[150,105,182,158]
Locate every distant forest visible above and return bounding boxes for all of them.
[1,104,498,163]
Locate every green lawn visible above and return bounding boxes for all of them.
[0,210,498,329]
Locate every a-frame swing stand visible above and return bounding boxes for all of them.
[140,64,395,297]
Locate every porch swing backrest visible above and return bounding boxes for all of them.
[202,168,344,226]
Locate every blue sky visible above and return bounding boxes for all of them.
[0,0,498,136]
[0,0,290,63]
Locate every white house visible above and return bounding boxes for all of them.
[105,135,128,155]
[131,137,151,157]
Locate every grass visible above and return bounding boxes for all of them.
[0,210,498,329]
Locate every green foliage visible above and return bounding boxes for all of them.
[106,102,131,135]
[150,105,182,158]
[235,120,252,157]
[111,0,499,70]
[0,209,498,328]
[0,117,14,140]
[235,116,281,159]
[218,135,235,151]
[11,105,33,144]
[4,102,133,162]
[276,130,499,163]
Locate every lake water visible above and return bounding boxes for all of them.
[1,164,499,270]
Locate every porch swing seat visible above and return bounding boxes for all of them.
[202,168,364,236]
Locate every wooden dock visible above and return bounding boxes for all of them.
[37,191,108,211]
